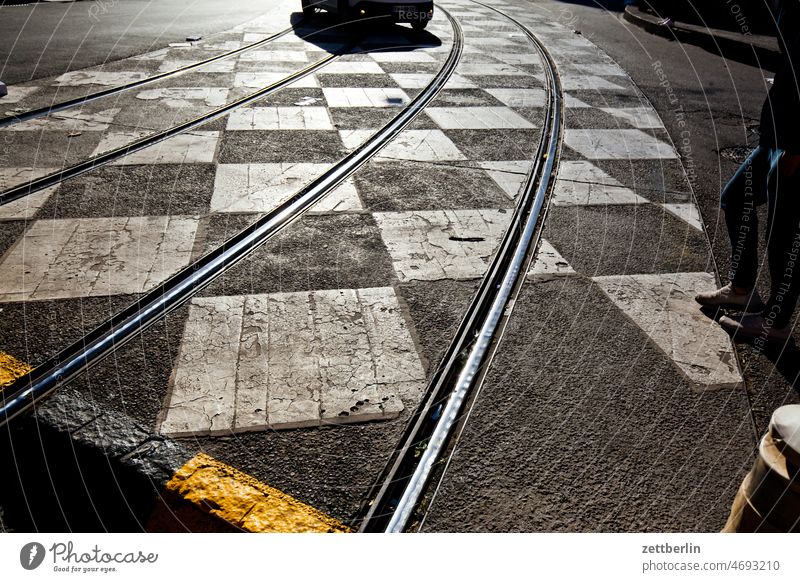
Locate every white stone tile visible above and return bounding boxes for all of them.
[238,50,309,62]
[0,166,58,191]
[311,178,362,213]
[157,59,235,73]
[0,188,56,221]
[663,203,704,231]
[374,209,508,281]
[322,87,409,108]
[391,73,476,89]
[558,75,627,91]
[600,107,664,129]
[425,107,535,129]
[226,106,333,130]
[132,47,170,61]
[5,108,120,132]
[593,272,743,390]
[478,160,530,199]
[158,295,243,436]
[340,129,465,161]
[158,287,426,435]
[551,161,649,206]
[529,239,576,281]
[491,52,540,65]
[319,61,384,74]
[0,168,59,220]
[211,163,327,213]
[53,71,147,87]
[459,63,526,76]
[135,87,229,108]
[0,86,41,104]
[94,131,219,165]
[486,88,546,108]
[568,63,628,76]
[565,94,591,108]
[0,216,199,302]
[234,72,318,88]
[564,129,679,160]
[202,40,244,51]
[369,51,436,63]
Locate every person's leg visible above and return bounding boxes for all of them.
[723,146,769,290]
[762,150,800,330]
[697,146,769,309]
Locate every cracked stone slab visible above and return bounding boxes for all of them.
[663,203,704,231]
[0,216,199,302]
[425,107,535,129]
[458,63,527,76]
[238,50,309,62]
[5,108,121,132]
[157,60,235,73]
[552,161,649,206]
[340,129,466,161]
[226,106,333,130]
[135,87,230,108]
[593,272,743,390]
[94,131,220,165]
[374,209,508,281]
[234,72,319,88]
[0,168,58,220]
[564,129,679,160]
[599,107,664,130]
[53,71,148,87]
[210,163,360,213]
[529,239,576,281]
[557,75,628,91]
[0,85,41,104]
[478,160,530,199]
[322,88,409,108]
[485,88,546,108]
[390,73,477,89]
[158,287,426,436]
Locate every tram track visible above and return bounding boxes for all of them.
[0,41,356,207]
[358,1,563,533]
[0,25,297,130]
[0,6,464,428]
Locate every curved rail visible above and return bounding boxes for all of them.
[0,26,295,129]
[0,7,464,428]
[358,2,564,533]
[0,45,353,208]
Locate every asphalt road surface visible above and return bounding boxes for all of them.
[1,0,286,84]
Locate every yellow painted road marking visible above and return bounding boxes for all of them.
[0,351,32,391]
[162,453,351,533]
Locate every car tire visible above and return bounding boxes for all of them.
[301,0,315,16]
[337,0,350,21]
[411,19,429,31]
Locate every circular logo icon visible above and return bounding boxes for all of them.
[20,542,46,570]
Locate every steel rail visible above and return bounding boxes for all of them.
[358,3,563,533]
[0,7,464,428]
[0,26,295,129]
[0,44,352,208]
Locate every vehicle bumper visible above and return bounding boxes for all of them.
[352,1,434,23]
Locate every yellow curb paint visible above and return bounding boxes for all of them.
[164,453,351,533]
[0,351,32,391]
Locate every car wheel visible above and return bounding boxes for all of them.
[411,19,429,31]
[301,0,315,16]
[337,0,350,21]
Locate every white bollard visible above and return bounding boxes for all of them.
[723,404,800,532]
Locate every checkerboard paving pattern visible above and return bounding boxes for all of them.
[0,0,740,446]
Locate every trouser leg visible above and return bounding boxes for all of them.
[722,146,768,288]
[763,158,800,329]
